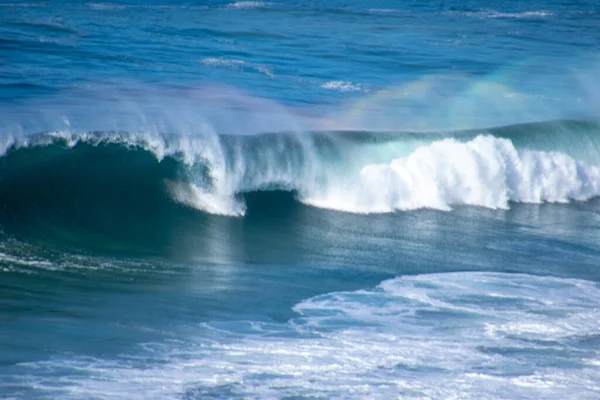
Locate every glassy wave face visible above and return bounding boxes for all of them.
[2,0,600,399]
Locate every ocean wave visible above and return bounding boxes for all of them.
[367,8,402,14]
[451,10,554,19]
[0,119,599,221]
[226,1,268,10]
[201,57,274,77]
[486,10,553,19]
[305,135,600,213]
[0,251,54,271]
[321,81,368,92]
[201,57,246,68]
[88,3,209,10]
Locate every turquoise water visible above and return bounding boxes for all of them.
[1,1,600,399]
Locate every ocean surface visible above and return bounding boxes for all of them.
[1,1,600,399]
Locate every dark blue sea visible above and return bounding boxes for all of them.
[1,1,600,399]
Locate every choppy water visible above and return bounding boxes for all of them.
[1,1,600,399]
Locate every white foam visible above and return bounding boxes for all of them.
[226,1,268,10]
[368,9,402,14]
[303,135,600,213]
[201,57,274,77]
[11,272,600,399]
[200,57,246,68]
[165,180,245,216]
[457,10,553,19]
[88,3,126,10]
[321,81,367,92]
[88,3,208,10]
[0,251,55,271]
[486,10,553,19]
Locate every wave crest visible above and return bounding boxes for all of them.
[305,135,600,212]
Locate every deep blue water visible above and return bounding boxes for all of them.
[1,1,600,399]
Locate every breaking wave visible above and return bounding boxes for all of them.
[0,119,599,222]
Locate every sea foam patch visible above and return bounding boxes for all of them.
[9,272,600,399]
[321,81,368,92]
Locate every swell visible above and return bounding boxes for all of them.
[0,118,598,245]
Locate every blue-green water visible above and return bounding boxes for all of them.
[1,1,600,399]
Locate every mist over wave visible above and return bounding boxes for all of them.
[2,69,600,219]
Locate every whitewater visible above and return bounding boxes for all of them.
[1,1,600,399]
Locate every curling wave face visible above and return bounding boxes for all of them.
[0,119,599,220]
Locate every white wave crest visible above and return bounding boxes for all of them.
[200,57,245,68]
[321,81,367,92]
[457,10,553,19]
[304,135,600,213]
[227,1,268,9]
[486,10,553,19]
[165,180,245,216]
[201,57,274,77]
[166,134,600,215]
